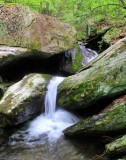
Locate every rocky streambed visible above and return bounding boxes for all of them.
[0,3,126,160]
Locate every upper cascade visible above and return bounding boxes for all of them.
[78,41,98,64]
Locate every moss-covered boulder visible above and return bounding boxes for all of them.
[0,4,76,58]
[64,98,126,137]
[60,45,84,74]
[106,135,126,156]
[70,47,83,73]
[58,37,126,110]
[0,74,51,126]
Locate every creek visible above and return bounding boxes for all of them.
[0,76,106,160]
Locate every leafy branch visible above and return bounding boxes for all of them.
[91,3,126,12]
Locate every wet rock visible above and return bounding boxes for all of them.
[60,46,83,74]
[58,37,126,110]
[106,134,126,156]
[0,74,51,126]
[0,4,76,67]
[0,76,4,99]
[60,43,98,74]
[0,112,12,128]
[64,98,126,137]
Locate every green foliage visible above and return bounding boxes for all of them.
[0,0,125,40]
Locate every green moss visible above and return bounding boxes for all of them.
[70,45,83,73]
[58,48,126,109]
[0,23,5,38]
[106,134,126,155]
[93,102,126,131]
[41,74,52,81]
[64,100,126,137]
[28,41,42,50]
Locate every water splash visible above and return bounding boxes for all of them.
[10,77,79,144]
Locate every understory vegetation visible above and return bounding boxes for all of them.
[0,0,126,40]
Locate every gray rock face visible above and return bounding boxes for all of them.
[0,4,77,68]
[64,98,126,137]
[58,37,126,110]
[0,74,51,126]
[0,46,29,68]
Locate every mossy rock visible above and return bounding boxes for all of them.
[58,37,126,110]
[60,45,84,74]
[64,99,126,137]
[106,135,126,156]
[70,45,84,73]
[0,74,51,126]
[0,4,76,56]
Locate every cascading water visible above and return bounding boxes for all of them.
[78,41,98,64]
[2,78,106,160]
[10,77,79,144]
[45,77,64,118]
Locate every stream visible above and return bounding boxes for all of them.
[0,76,106,160]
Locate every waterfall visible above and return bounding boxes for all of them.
[78,41,98,64]
[45,77,64,118]
[23,76,79,142]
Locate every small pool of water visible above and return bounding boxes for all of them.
[0,135,107,160]
[0,76,108,160]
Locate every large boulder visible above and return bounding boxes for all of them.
[64,97,126,137]
[0,74,51,127]
[58,37,126,110]
[0,4,76,62]
[106,134,126,156]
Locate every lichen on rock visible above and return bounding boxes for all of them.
[0,73,51,126]
[64,98,126,137]
[106,134,126,155]
[58,37,126,110]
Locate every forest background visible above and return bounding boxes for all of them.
[0,0,126,40]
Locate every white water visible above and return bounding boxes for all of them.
[27,77,79,142]
[10,76,79,143]
[78,41,98,64]
[45,77,64,118]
